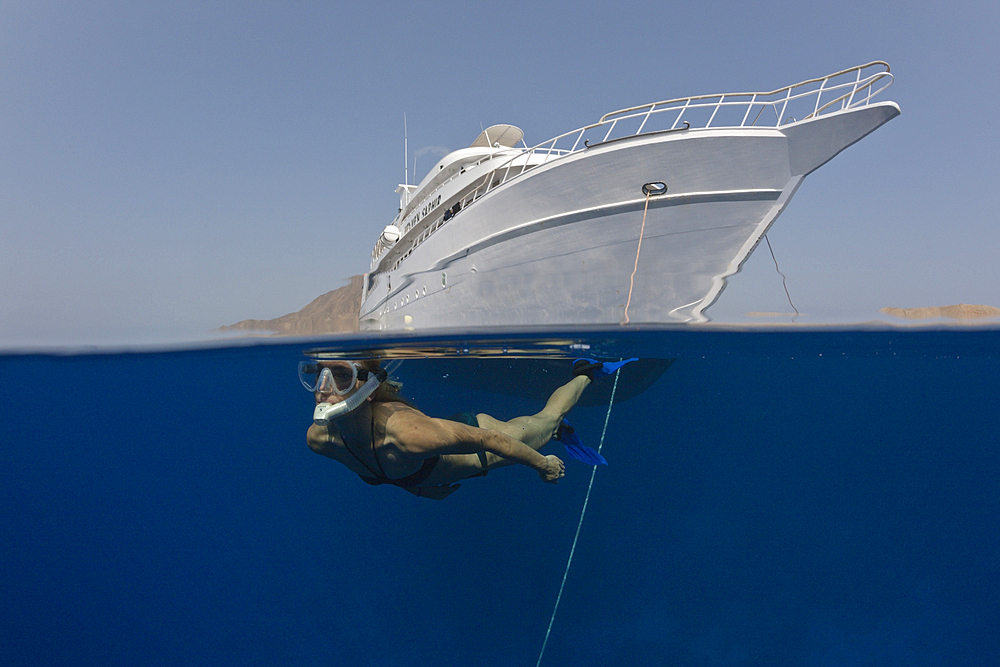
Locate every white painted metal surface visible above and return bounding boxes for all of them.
[360,63,899,330]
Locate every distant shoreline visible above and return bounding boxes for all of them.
[221,283,1000,336]
[880,304,1000,321]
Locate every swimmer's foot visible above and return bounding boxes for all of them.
[572,357,638,380]
[554,418,607,466]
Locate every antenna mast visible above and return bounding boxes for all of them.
[404,113,409,187]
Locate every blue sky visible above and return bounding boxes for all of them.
[2,1,998,346]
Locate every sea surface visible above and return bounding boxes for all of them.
[2,326,998,666]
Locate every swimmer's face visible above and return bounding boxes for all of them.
[314,361,363,405]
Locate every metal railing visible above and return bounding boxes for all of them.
[370,62,893,273]
[481,61,893,194]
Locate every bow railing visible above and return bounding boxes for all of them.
[371,63,894,273]
[482,61,893,193]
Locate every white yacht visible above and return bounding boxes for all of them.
[359,62,899,330]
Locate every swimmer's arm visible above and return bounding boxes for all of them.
[306,422,344,459]
[387,411,562,480]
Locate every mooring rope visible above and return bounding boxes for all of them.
[764,234,799,320]
[623,192,652,324]
[535,366,622,667]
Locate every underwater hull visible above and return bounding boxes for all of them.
[360,103,899,330]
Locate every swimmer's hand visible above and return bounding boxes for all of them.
[409,484,461,500]
[538,455,566,483]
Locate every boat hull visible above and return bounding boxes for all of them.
[360,102,899,330]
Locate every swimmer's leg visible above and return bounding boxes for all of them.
[419,375,592,485]
[475,375,591,468]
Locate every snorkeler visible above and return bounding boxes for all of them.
[302,358,633,500]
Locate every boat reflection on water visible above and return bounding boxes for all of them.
[2,325,997,665]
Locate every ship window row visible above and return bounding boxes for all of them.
[388,182,496,272]
[398,153,504,228]
[394,160,534,248]
[389,202,458,271]
[379,162,540,273]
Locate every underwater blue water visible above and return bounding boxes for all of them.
[2,328,998,666]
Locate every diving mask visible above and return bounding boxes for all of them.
[298,360,368,396]
[299,360,388,424]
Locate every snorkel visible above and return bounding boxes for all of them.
[312,367,388,425]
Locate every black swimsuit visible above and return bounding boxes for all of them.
[357,455,440,488]
[339,414,439,488]
[345,412,482,488]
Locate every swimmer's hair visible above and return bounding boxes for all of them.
[360,359,412,406]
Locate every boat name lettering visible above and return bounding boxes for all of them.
[405,195,442,231]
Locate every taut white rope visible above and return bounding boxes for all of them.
[535,367,622,667]
[623,192,651,324]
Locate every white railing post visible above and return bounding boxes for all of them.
[813,73,829,117]
[671,99,691,129]
[846,66,863,110]
[601,119,618,143]
[635,104,655,135]
[706,95,723,128]
[740,94,757,127]
[777,84,793,126]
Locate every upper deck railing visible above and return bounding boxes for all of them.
[482,61,893,194]
[370,63,894,275]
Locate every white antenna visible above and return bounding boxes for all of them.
[404,112,409,187]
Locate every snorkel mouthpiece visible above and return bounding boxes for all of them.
[312,369,387,425]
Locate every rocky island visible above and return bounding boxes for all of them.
[220,275,364,336]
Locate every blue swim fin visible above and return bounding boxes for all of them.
[573,357,638,380]
[554,419,607,466]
